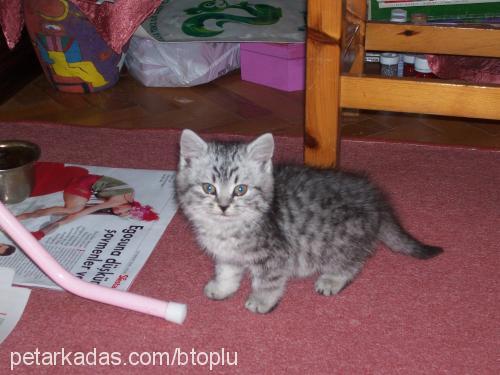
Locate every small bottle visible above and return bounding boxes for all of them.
[390,9,408,23]
[403,54,416,77]
[414,55,436,79]
[411,13,428,25]
[380,53,400,77]
[390,9,407,77]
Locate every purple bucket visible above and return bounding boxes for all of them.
[23,0,126,93]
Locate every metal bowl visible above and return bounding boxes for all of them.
[0,140,40,204]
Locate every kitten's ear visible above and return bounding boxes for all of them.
[180,129,208,158]
[247,133,274,162]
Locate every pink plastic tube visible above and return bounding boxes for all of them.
[0,202,186,324]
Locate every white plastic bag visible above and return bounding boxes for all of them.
[125,37,240,87]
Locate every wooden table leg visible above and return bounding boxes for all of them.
[304,0,343,168]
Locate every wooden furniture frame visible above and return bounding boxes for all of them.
[305,0,500,168]
[0,30,40,105]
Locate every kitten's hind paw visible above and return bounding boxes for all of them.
[245,296,278,314]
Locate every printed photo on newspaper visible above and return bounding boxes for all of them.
[0,162,178,291]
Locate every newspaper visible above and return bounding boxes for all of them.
[0,163,178,291]
[0,267,31,344]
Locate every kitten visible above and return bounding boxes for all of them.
[175,130,443,314]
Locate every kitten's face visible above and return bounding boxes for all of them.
[176,130,275,223]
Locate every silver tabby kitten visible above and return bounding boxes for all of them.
[176,130,443,314]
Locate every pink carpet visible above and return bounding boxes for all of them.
[0,122,499,374]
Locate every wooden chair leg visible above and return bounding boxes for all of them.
[304,0,343,168]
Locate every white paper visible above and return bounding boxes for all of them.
[0,267,31,344]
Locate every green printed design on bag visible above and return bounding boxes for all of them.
[182,1,282,37]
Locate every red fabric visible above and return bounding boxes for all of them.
[427,54,500,84]
[0,122,499,374]
[31,163,90,197]
[0,0,162,52]
[0,0,22,50]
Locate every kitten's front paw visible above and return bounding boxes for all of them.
[204,280,234,300]
[245,295,278,314]
[315,275,350,296]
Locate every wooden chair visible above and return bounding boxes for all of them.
[304,0,500,168]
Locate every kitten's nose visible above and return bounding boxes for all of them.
[219,204,229,213]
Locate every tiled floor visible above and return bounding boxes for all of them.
[1,70,499,149]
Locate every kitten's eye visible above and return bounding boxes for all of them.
[233,184,248,197]
[202,183,217,195]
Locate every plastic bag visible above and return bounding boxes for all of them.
[125,37,240,87]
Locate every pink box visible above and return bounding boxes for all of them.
[240,43,305,92]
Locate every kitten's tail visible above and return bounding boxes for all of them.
[378,212,443,259]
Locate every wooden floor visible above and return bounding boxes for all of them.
[1,70,499,149]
